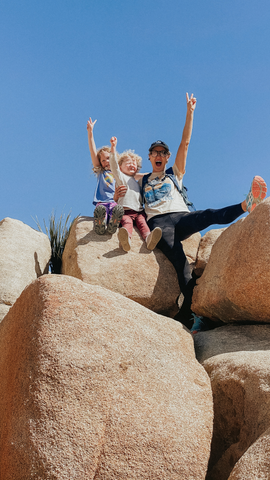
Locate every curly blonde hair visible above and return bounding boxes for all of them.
[118,150,142,172]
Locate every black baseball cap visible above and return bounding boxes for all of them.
[149,140,169,152]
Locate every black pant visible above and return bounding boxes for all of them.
[147,203,244,298]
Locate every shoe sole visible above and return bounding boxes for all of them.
[118,228,131,252]
[107,205,124,234]
[146,227,162,250]
[248,176,267,212]
[94,205,107,235]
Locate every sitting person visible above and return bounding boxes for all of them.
[139,93,267,328]
[109,136,162,251]
[87,117,124,235]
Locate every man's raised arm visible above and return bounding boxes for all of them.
[174,93,197,175]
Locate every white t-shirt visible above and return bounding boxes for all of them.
[109,152,143,212]
[139,164,189,220]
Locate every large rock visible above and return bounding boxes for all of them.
[192,199,270,323]
[228,427,270,479]
[194,227,227,277]
[62,216,201,317]
[193,325,270,480]
[0,217,51,322]
[0,275,213,479]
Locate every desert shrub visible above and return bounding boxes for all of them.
[34,211,78,274]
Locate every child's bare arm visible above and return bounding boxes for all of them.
[87,117,99,168]
[174,93,197,175]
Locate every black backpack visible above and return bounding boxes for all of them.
[141,166,196,212]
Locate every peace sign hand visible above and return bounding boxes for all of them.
[186,93,197,112]
[87,117,97,132]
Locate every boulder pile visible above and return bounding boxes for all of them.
[1,199,270,479]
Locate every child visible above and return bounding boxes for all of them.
[109,136,162,252]
[87,118,124,235]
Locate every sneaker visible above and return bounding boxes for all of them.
[118,227,131,252]
[94,204,107,235]
[107,205,124,234]
[190,314,221,335]
[146,227,162,250]
[190,314,205,334]
[246,176,267,213]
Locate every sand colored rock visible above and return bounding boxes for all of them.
[194,324,270,363]
[194,227,227,276]
[62,216,201,317]
[192,199,270,322]
[0,274,213,480]
[0,217,51,322]
[228,427,270,479]
[193,325,270,480]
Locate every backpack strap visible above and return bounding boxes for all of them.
[141,172,152,197]
[165,167,196,212]
[165,167,183,194]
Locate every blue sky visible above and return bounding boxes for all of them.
[1,0,270,232]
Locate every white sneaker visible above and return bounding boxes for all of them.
[146,227,162,250]
[118,227,131,252]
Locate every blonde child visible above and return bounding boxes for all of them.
[109,136,162,252]
[87,118,124,235]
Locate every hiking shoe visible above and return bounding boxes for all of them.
[94,204,107,235]
[190,314,221,334]
[118,227,131,252]
[146,227,162,250]
[190,314,205,334]
[107,205,124,234]
[246,176,267,213]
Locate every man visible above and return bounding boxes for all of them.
[139,93,267,328]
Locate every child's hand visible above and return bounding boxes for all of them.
[114,185,127,202]
[186,93,196,113]
[87,117,97,133]
[110,136,117,148]
[110,136,117,153]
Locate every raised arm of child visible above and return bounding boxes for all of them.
[87,117,99,168]
[174,93,197,175]
[109,136,124,187]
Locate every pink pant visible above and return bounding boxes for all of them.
[120,209,150,240]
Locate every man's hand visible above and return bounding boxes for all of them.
[186,93,196,113]
[87,117,97,133]
[114,185,127,202]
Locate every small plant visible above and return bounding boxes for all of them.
[34,211,78,274]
